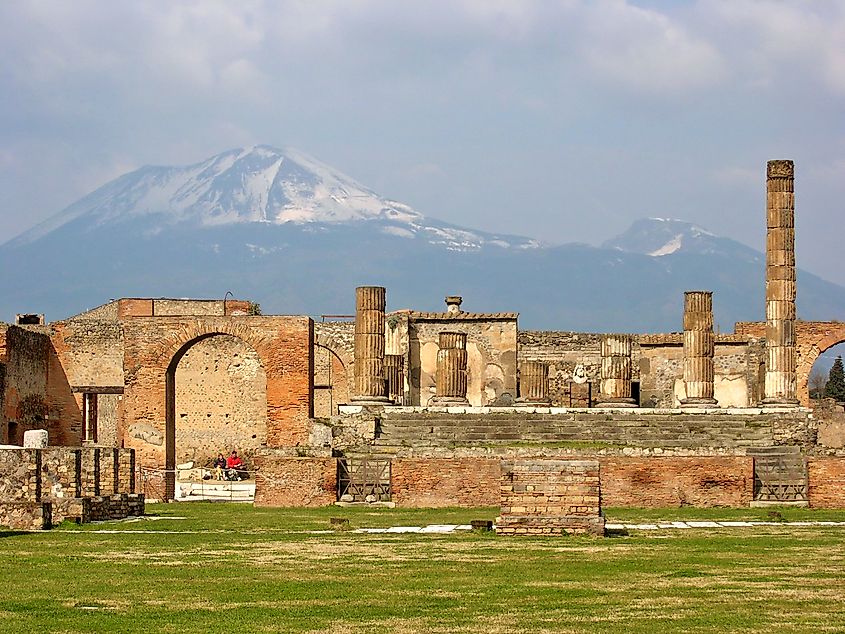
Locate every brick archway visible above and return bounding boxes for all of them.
[121,316,313,479]
[795,322,845,406]
[737,320,845,406]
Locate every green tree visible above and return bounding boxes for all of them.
[824,356,845,402]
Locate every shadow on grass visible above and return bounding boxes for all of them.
[0,530,32,538]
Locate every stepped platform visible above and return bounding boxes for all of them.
[336,405,815,458]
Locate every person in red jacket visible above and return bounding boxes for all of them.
[226,450,244,480]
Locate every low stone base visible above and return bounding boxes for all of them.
[429,396,470,406]
[595,398,637,408]
[51,493,145,524]
[0,501,52,530]
[761,398,801,407]
[680,398,719,408]
[497,515,605,536]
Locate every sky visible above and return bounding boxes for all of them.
[1,1,844,282]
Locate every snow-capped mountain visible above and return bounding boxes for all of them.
[10,145,540,253]
[1,146,845,331]
[602,217,761,263]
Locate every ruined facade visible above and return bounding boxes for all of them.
[2,159,845,518]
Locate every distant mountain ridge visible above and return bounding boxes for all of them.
[2,146,844,331]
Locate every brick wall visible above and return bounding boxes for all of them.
[253,454,336,507]
[391,458,500,507]
[600,456,753,507]
[498,459,604,535]
[808,458,845,508]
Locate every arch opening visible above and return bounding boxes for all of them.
[165,333,267,497]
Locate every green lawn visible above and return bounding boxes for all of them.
[3,503,845,633]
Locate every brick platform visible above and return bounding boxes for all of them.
[498,459,605,536]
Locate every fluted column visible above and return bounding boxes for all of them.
[517,360,551,405]
[763,160,799,405]
[352,286,390,404]
[681,291,717,407]
[431,332,469,405]
[597,334,636,407]
[384,354,405,405]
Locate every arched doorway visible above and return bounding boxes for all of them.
[807,342,845,403]
[313,344,350,417]
[165,333,267,497]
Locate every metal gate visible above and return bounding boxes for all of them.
[337,458,391,502]
[751,448,808,503]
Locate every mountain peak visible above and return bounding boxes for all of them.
[602,217,749,258]
[6,146,540,253]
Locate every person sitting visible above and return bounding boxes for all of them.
[212,453,227,481]
[226,450,244,481]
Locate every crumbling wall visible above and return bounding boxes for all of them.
[410,315,517,406]
[638,335,761,408]
[518,331,604,406]
[2,327,52,445]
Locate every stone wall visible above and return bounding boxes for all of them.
[600,456,753,507]
[498,459,604,535]
[0,446,142,528]
[2,327,52,445]
[391,458,500,507]
[518,331,603,406]
[807,458,845,508]
[252,453,336,507]
[639,337,763,408]
[174,334,267,466]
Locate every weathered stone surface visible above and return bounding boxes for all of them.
[352,286,389,403]
[598,335,635,406]
[23,429,48,448]
[432,332,469,404]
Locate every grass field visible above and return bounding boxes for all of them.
[3,503,845,633]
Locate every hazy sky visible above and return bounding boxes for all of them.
[2,1,844,282]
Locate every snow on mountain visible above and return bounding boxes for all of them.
[7,145,539,253]
[602,217,759,263]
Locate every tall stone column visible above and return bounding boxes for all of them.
[517,360,551,405]
[352,286,390,404]
[764,160,799,405]
[384,354,405,405]
[681,291,717,407]
[597,334,636,407]
[431,332,469,405]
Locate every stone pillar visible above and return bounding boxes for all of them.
[597,334,636,407]
[764,160,799,405]
[681,291,717,407]
[352,286,390,404]
[445,296,463,314]
[384,354,405,405]
[517,360,551,405]
[432,332,469,405]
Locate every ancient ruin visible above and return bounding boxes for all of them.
[2,159,845,530]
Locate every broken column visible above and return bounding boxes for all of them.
[445,296,463,314]
[431,331,469,405]
[763,160,799,405]
[351,286,390,404]
[517,360,551,405]
[597,334,636,407]
[384,354,405,405]
[680,291,717,407]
